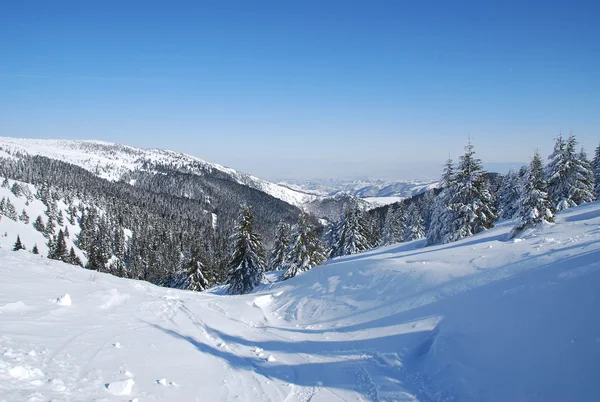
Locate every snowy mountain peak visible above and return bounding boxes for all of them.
[0,137,317,207]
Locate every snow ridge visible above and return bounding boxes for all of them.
[0,137,318,207]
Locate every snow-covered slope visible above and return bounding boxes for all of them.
[0,137,317,207]
[280,177,438,198]
[1,202,599,401]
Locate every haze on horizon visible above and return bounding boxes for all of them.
[1,1,598,180]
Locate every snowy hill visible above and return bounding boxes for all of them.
[0,137,318,207]
[279,177,438,198]
[1,202,600,401]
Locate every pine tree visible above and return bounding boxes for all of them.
[19,209,30,224]
[511,150,554,236]
[547,134,594,210]
[330,205,372,257]
[497,169,525,219]
[68,247,83,266]
[3,198,18,221]
[594,142,600,198]
[282,214,326,279]
[427,139,496,245]
[268,221,291,271]
[1,178,9,188]
[10,182,22,197]
[183,260,209,291]
[453,138,497,238]
[33,215,45,233]
[225,206,266,295]
[32,244,39,255]
[403,203,425,241]
[13,235,24,251]
[381,205,403,245]
[49,229,68,261]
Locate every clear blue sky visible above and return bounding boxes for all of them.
[1,0,598,180]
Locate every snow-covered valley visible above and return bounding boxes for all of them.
[2,201,599,401]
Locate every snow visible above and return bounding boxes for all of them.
[106,378,135,395]
[361,196,405,207]
[0,137,318,207]
[55,293,72,306]
[1,201,599,400]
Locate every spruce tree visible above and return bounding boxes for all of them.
[13,235,24,251]
[330,205,371,257]
[184,260,210,291]
[225,206,266,295]
[19,209,30,224]
[33,215,45,233]
[547,134,594,210]
[268,221,291,271]
[32,244,39,254]
[593,142,600,198]
[511,150,554,236]
[403,203,425,241]
[381,205,403,245]
[453,138,497,238]
[49,229,68,261]
[68,247,83,266]
[282,214,326,279]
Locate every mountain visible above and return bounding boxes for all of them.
[279,177,438,198]
[0,137,318,207]
[1,198,598,401]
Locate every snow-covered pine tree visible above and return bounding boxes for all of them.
[511,150,554,237]
[225,206,266,295]
[426,158,458,245]
[13,235,24,251]
[33,215,45,233]
[19,209,30,224]
[572,147,595,205]
[67,247,83,266]
[49,229,68,261]
[380,205,403,245]
[3,198,17,221]
[268,221,291,271]
[547,134,595,210]
[32,244,39,254]
[330,204,372,257]
[497,169,526,219]
[282,214,326,279]
[182,260,210,291]
[594,142,600,197]
[403,203,425,241]
[452,138,497,239]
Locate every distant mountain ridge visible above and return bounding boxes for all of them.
[0,137,318,207]
[278,177,439,198]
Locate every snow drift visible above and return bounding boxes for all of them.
[1,202,599,401]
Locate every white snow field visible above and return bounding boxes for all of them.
[1,202,600,401]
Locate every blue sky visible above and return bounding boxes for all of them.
[1,1,598,180]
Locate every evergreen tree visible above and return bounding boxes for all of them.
[381,205,403,245]
[511,150,554,236]
[453,138,497,238]
[3,198,18,221]
[225,206,266,295]
[67,247,83,266]
[268,221,291,271]
[427,139,496,245]
[49,229,68,261]
[10,182,22,197]
[1,178,9,188]
[403,203,425,241]
[547,134,594,210]
[33,215,45,233]
[594,142,600,197]
[330,205,372,257]
[497,169,526,219]
[183,260,210,291]
[19,209,30,224]
[13,235,24,251]
[282,214,326,279]
[64,225,70,238]
[32,244,39,255]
